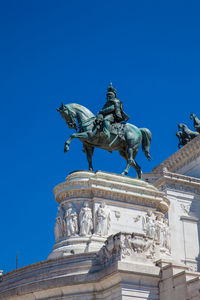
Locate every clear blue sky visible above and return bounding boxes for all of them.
[0,0,199,273]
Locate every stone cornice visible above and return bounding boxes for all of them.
[144,170,200,195]
[53,171,170,214]
[152,135,200,174]
[180,216,199,222]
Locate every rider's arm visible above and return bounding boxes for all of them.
[99,105,115,115]
[114,101,122,119]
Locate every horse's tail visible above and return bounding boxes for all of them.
[140,128,152,160]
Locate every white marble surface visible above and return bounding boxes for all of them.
[48,171,170,260]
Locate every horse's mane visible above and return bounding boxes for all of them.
[67,103,95,118]
[179,123,188,128]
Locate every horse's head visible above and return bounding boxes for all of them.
[190,113,196,120]
[56,103,77,131]
[178,123,185,131]
[176,131,182,139]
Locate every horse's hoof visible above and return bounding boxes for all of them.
[121,171,127,176]
[64,146,69,153]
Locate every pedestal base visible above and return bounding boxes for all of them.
[48,171,170,261]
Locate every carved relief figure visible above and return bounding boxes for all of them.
[64,202,78,237]
[54,206,64,241]
[54,216,63,241]
[95,232,157,266]
[95,202,110,236]
[79,202,93,236]
[162,218,171,251]
[143,211,155,239]
[155,215,164,244]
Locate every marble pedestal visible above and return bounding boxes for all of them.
[48,171,170,263]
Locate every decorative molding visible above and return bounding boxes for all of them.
[53,171,170,214]
[180,216,199,222]
[145,170,200,195]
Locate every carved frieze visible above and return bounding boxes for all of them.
[95,211,171,266]
[54,202,93,240]
[141,210,170,253]
[95,232,156,265]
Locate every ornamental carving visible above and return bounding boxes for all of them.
[95,232,156,265]
[180,203,191,215]
[142,210,171,254]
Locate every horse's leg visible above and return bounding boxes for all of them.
[120,146,142,178]
[84,144,94,171]
[64,131,94,152]
[134,160,142,179]
[121,147,134,176]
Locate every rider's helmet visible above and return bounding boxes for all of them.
[107,82,117,98]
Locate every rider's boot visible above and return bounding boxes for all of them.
[102,120,111,140]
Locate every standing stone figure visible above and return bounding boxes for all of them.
[154,215,164,244]
[54,206,64,241]
[54,216,63,241]
[143,211,155,239]
[64,203,78,237]
[162,218,171,251]
[95,202,110,236]
[79,202,93,236]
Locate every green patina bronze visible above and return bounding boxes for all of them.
[176,113,200,148]
[57,84,152,178]
[190,113,200,133]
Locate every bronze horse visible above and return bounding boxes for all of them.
[57,103,152,178]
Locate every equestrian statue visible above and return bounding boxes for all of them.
[56,84,152,178]
[176,113,200,148]
[190,113,200,133]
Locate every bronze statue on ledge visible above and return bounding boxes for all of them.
[176,113,200,148]
[57,84,152,178]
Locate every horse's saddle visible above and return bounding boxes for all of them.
[110,122,126,139]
